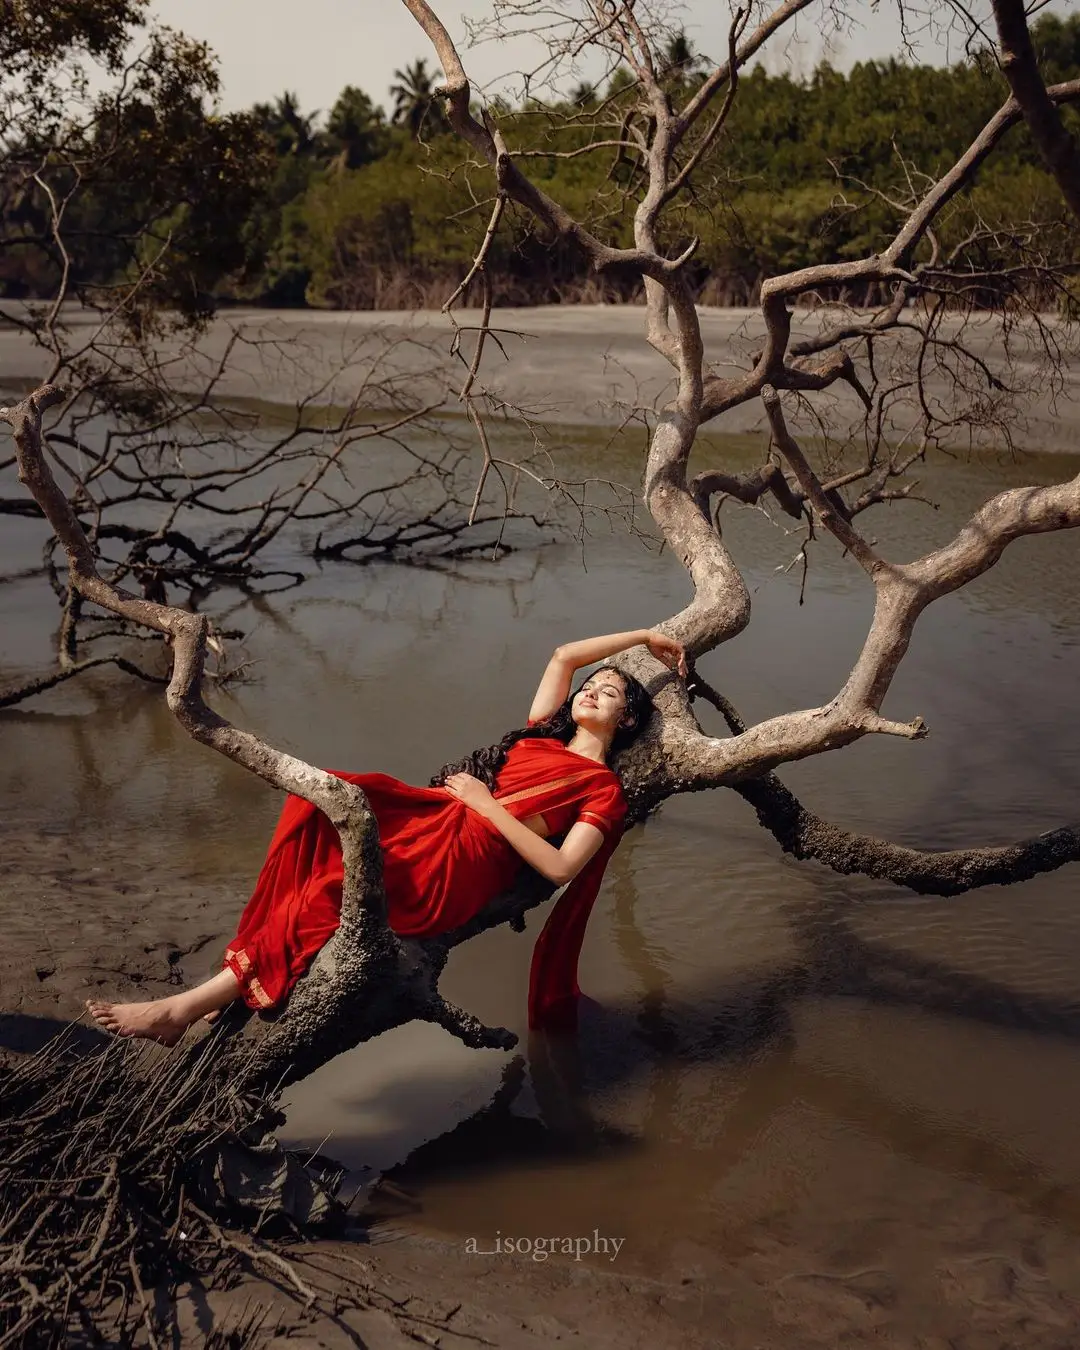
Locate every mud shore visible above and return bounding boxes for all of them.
[1,302,1078,449]
[0,819,726,1347]
[5,816,1080,1348]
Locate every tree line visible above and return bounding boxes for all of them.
[2,14,1079,313]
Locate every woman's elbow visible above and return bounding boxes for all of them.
[547,860,581,888]
[551,644,571,666]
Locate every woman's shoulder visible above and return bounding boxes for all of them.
[505,735,561,762]
[511,736,624,783]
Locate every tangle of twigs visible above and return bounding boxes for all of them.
[0,1026,356,1347]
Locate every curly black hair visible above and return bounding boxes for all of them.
[430,666,653,790]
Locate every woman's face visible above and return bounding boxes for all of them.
[571,669,631,737]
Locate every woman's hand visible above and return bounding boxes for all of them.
[444,772,496,815]
[644,631,687,677]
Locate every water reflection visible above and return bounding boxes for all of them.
[6,433,1080,1328]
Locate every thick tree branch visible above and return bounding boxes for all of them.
[674,456,1080,792]
[690,461,804,521]
[0,385,383,918]
[991,0,1080,221]
[690,675,1080,895]
[902,471,1080,598]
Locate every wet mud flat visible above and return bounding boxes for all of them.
[4,816,1080,1348]
[2,302,1079,450]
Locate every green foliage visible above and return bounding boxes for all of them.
[300,137,493,307]
[1032,12,1080,82]
[389,58,449,139]
[0,0,148,72]
[4,9,1080,311]
[325,86,389,168]
[239,12,1079,310]
[0,1,272,320]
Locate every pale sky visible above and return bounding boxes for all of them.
[144,0,1042,117]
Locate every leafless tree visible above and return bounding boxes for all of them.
[2,0,1079,1093]
[0,33,546,709]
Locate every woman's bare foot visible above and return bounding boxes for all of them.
[85,996,190,1045]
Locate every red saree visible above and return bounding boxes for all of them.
[223,738,627,1031]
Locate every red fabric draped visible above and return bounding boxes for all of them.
[223,738,627,1031]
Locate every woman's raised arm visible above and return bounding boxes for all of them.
[527,629,687,723]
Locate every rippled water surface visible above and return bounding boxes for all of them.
[4,425,1080,1319]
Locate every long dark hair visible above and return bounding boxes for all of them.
[430,666,653,790]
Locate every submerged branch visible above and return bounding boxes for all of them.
[689,675,1080,895]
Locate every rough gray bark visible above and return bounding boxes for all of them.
[690,674,1080,896]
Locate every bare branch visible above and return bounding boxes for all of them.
[761,385,884,576]
[991,0,1080,221]
[691,676,1080,896]
[400,0,698,286]
[0,384,385,926]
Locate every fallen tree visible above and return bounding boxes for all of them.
[3,0,1080,1093]
[4,0,1080,1171]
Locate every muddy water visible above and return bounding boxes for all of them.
[4,424,1080,1322]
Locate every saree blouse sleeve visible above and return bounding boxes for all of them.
[576,777,627,838]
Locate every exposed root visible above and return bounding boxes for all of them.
[0,1026,347,1346]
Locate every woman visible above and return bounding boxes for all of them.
[87,628,686,1044]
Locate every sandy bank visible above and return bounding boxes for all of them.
[1,303,1077,451]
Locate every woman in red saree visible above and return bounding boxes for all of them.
[87,627,687,1044]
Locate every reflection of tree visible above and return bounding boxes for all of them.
[795,894,1080,1041]
[609,837,679,1054]
[381,874,1080,1237]
[382,1051,640,1197]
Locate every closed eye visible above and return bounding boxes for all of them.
[583,682,622,699]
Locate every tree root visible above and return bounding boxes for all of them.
[0,1025,362,1346]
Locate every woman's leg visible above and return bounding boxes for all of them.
[86,968,241,1045]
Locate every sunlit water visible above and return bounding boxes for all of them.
[4,423,1080,1323]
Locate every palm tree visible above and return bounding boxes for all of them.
[389,58,446,138]
[252,91,318,157]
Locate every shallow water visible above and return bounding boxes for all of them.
[4,424,1080,1325]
